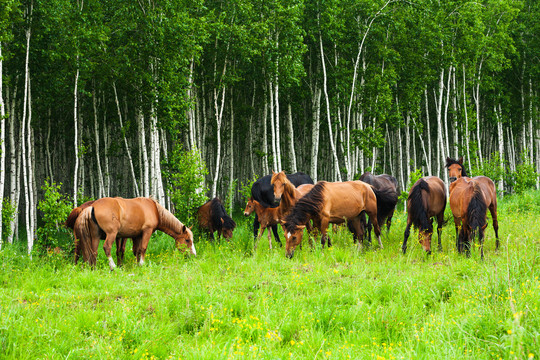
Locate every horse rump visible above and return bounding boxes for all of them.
[372,187,398,226]
[73,206,100,265]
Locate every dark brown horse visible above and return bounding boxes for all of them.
[197,198,236,241]
[359,172,399,243]
[283,180,397,258]
[402,177,447,255]
[446,157,499,251]
[73,197,195,270]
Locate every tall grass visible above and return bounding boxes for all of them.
[1,191,540,359]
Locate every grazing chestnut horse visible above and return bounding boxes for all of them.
[249,172,314,245]
[73,197,195,270]
[359,172,399,243]
[402,177,447,255]
[243,198,281,250]
[446,157,499,256]
[283,181,397,258]
[197,198,236,241]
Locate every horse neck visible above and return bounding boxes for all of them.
[156,206,183,238]
[280,182,297,211]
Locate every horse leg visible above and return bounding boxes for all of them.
[489,204,499,250]
[132,236,142,262]
[271,224,282,247]
[386,208,395,233]
[402,222,412,254]
[436,213,444,252]
[115,238,127,267]
[103,231,119,271]
[138,229,153,266]
[267,227,273,250]
[366,208,382,249]
[349,217,364,251]
[253,214,261,239]
[254,225,265,250]
[366,217,373,245]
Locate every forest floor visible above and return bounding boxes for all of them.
[1,191,540,359]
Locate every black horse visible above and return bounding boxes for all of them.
[250,172,314,245]
[358,172,399,244]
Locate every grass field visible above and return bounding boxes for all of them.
[1,191,540,359]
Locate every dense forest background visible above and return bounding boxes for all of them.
[0,0,538,251]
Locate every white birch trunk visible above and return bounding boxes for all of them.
[7,84,18,244]
[113,82,140,197]
[73,67,80,206]
[0,44,5,249]
[435,69,448,184]
[92,87,104,198]
[310,86,321,182]
[405,113,411,184]
[228,95,234,214]
[462,65,472,165]
[287,102,297,172]
[138,108,149,197]
[211,59,227,198]
[319,32,342,182]
[443,65,452,157]
[424,87,432,176]
[473,59,484,167]
[269,79,277,172]
[262,98,269,175]
[495,105,504,193]
[274,74,282,171]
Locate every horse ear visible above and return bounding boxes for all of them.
[272,170,277,175]
[221,218,225,224]
[298,225,306,230]
[189,226,193,231]
[182,225,187,232]
[458,156,463,164]
[445,157,451,164]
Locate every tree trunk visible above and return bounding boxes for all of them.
[462,65,472,165]
[274,72,282,171]
[424,87,432,176]
[319,32,342,182]
[0,44,5,249]
[113,82,140,197]
[211,60,227,198]
[7,83,19,244]
[73,66,80,206]
[286,102,297,172]
[137,107,149,197]
[92,86,105,198]
[228,95,234,214]
[268,79,277,171]
[495,104,504,193]
[310,85,321,182]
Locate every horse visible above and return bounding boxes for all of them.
[271,171,314,217]
[73,197,195,270]
[249,172,314,245]
[402,177,447,255]
[282,180,397,258]
[243,198,281,250]
[445,157,499,250]
[358,172,399,243]
[197,198,236,241]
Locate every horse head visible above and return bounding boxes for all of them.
[244,198,256,217]
[284,224,305,258]
[175,225,196,256]
[446,156,466,183]
[418,228,434,254]
[271,170,287,201]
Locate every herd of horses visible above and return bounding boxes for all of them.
[65,156,499,269]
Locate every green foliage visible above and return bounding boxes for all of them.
[1,197,17,242]
[225,179,238,215]
[163,146,208,224]
[512,158,538,194]
[471,153,506,184]
[351,127,386,157]
[398,168,423,205]
[35,181,74,254]
[239,176,257,204]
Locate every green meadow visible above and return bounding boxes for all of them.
[1,191,540,360]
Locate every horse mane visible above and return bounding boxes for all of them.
[271,172,297,212]
[65,200,96,229]
[467,182,487,235]
[284,182,326,233]
[445,157,468,177]
[209,198,236,231]
[407,179,433,233]
[152,198,186,233]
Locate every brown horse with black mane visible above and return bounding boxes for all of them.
[197,198,236,241]
[402,177,447,255]
[446,157,499,257]
[243,198,282,250]
[72,197,195,270]
[283,180,397,258]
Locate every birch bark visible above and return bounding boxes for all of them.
[73,66,80,206]
[0,44,5,249]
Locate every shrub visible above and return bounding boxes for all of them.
[512,158,537,194]
[2,197,17,243]
[163,146,208,224]
[36,181,74,254]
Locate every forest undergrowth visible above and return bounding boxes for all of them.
[1,191,540,359]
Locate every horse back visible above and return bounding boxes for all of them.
[472,176,497,207]
[93,197,159,236]
[323,181,375,220]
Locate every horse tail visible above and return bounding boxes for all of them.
[65,200,96,229]
[284,182,325,233]
[73,206,98,264]
[467,182,487,237]
[407,179,432,233]
[372,187,398,225]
